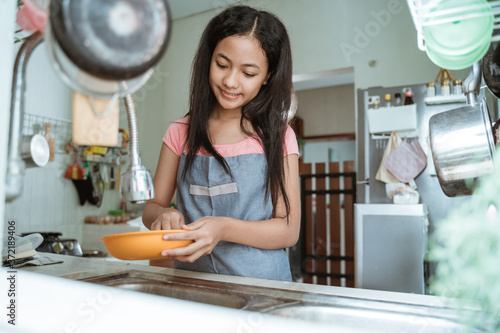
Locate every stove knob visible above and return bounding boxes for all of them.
[52,242,64,253]
[64,241,74,250]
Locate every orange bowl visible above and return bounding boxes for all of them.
[99,230,193,260]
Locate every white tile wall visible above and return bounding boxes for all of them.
[4,155,123,241]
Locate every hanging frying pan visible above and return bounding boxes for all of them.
[49,0,170,80]
[45,0,171,98]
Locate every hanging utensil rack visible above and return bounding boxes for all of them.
[23,113,72,154]
[407,0,500,51]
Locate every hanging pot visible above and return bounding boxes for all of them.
[482,30,500,98]
[429,97,497,196]
[45,0,171,98]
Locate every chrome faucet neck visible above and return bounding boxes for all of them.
[6,32,44,202]
[120,92,155,203]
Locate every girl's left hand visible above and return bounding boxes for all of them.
[160,217,226,263]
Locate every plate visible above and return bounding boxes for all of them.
[425,35,491,70]
[100,230,193,260]
[422,0,493,69]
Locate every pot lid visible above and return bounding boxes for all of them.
[49,0,171,81]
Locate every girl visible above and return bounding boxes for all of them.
[142,5,300,281]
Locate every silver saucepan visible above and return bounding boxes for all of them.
[429,98,496,196]
[429,61,497,197]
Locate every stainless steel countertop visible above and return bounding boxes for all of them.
[20,252,459,308]
[7,253,471,333]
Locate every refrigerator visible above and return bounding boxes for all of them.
[354,83,482,293]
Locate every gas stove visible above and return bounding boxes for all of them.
[21,232,83,256]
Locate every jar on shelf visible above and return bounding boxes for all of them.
[394,92,402,106]
[441,79,451,96]
[453,79,463,95]
[426,82,436,97]
[384,94,392,107]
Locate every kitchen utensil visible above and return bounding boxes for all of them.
[71,171,102,206]
[89,164,104,207]
[422,0,493,70]
[102,165,110,190]
[429,97,496,196]
[45,0,171,99]
[44,122,55,161]
[72,179,93,205]
[100,230,193,260]
[375,131,402,184]
[16,0,49,33]
[21,133,50,168]
[482,32,500,98]
[110,166,116,190]
[425,37,491,70]
[384,137,427,183]
[44,23,148,99]
[64,148,86,180]
[72,91,120,147]
[429,60,496,196]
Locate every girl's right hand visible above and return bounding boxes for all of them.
[150,208,185,230]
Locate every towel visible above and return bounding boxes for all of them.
[3,254,63,268]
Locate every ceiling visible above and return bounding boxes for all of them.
[167,0,241,20]
[166,0,353,90]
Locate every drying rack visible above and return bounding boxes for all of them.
[407,0,500,51]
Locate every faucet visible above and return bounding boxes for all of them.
[5,32,155,204]
[120,93,155,204]
[463,60,482,106]
[5,32,44,202]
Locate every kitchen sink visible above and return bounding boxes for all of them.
[112,282,247,309]
[81,270,286,311]
[81,270,482,332]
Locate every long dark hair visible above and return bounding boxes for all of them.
[183,5,293,218]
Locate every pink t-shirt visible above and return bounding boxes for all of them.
[163,116,299,158]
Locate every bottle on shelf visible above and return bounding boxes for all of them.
[394,92,402,106]
[404,89,414,105]
[384,94,392,107]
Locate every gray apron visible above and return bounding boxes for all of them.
[174,148,292,281]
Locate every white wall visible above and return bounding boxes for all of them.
[296,84,355,136]
[138,0,445,175]
[302,140,356,165]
